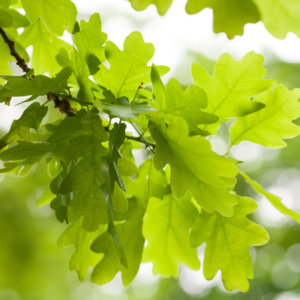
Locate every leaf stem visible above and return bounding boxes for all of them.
[125,135,156,148]
[0,27,30,73]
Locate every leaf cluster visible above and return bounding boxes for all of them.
[1,0,300,294]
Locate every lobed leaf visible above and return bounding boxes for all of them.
[129,0,173,15]
[151,64,218,135]
[149,117,238,216]
[192,52,275,134]
[143,193,200,276]
[230,85,300,148]
[190,196,269,292]
[186,0,260,39]
[58,218,106,281]
[94,31,169,100]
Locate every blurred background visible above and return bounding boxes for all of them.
[1,0,300,299]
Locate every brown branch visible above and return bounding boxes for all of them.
[0,27,30,73]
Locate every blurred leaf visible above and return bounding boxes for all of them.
[186,0,260,39]
[0,7,13,27]
[129,0,173,15]
[240,171,300,224]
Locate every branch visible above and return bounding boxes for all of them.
[0,27,30,73]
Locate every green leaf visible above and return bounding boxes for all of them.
[50,161,74,223]
[0,0,11,8]
[230,85,300,148]
[190,196,269,292]
[186,0,260,39]
[129,0,173,15]
[151,65,218,135]
[73,13,107,102]
[18,19,72,76]
[0,109,93,163]
[58,218,106,281]
[143,193,200,276]
[0,102,48,150]
[240,171,300,224]
[117,156,138,177]
[252,0,300,39]
[192,52,275,133]
[59,115,109,232]
[20,0,77,36]
[98,122,128,268]
[91,159,169,285]
[0,67,72,99]
[0,7,13,27]
[36,186,55,207]
[149,117,238,216]
[94,31,170,100]
[95,97,157,119]
[7,8,30,28]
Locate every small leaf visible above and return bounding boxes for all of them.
[129,0,173,15]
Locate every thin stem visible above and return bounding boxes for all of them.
[128,119,154,150]
[49,92,93,106]
[0,27,30,73]
[131,82,144,106]
[125,135,156,148]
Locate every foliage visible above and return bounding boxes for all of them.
[1,0,300,295]
[127,0,300,39]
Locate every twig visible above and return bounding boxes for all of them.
[125,135,156,148]
[0,27,30,73]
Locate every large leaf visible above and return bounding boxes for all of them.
[91,159,170,285]
[60,115,109,232]
[129,0,173,15]
[190,196,269,292]
[192,52,275,133]
[149,117,238,216]
[73,13,107,102]
[20,0,77,36]
[151,65,218,135]
[0,67,72,99]
[252,0,300,39]
[143,193,200,276]
[18,19,72,76]
[94,31,169,100]
[186,0,260,39]
[0,102,48,150]
[230,85,300,148]
[240,171,300,224]
[58,218,106,281]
